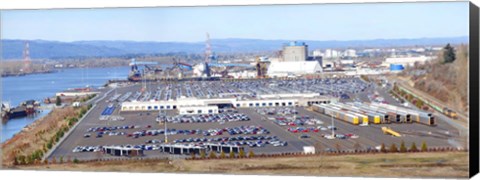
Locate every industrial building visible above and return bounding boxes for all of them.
[267,61,322,77]
[281,41,308,62]
[390,64,405,72]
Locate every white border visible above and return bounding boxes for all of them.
[0,0,473,10]
[0,0,478,180]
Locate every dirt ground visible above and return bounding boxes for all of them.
[12,151,468,178]
[2,106,79,166]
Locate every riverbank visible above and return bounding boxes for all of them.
[1,66,129,142]
[1,103,92,167]
[1,70,56,78]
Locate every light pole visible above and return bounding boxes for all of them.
[162,109,168,143]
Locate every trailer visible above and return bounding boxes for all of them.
[347,102,388,124]
[329,103,369,124]
[313,104,360,125]
[331,102,382,124]
[370,102,435,126]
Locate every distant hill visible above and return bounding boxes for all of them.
[1,36,468,60]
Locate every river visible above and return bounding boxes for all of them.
[1,66,129,142]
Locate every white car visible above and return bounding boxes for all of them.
[324,135,335,139]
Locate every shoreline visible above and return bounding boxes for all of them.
[1,70,56,78]
[1,109,52,143]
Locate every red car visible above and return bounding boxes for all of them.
[302,129,309,133]
[146,125,152,128]
[292,130,299,133]
[345,133,354,137]
[313,129,320,132]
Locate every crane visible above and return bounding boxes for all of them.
[381,127,401,137]
[128,58,159,82]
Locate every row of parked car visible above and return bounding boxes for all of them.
[257,107,299,116]
[170,135,277,143]
[87,125,148,133]
[156,113,251,124]
[286,125,337,133]
[202,125,270,137]
[271,115,324,127]
[72,146,102,153]
[72,144,162,153]
[170,135,288,148]
[87,125,271,139]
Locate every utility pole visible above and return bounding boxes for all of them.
[162,110,168,143]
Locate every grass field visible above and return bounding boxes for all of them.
[12,151,468,178]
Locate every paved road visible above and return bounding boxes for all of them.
[48,82,465,161]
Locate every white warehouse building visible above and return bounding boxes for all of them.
[178,106,218,115]
[120,93,336,114]
[384,56,434,67]
[267,61,323,78]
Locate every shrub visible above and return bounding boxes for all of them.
[421,141,428,152]
[220,151,226,158]
[55,96,62,106]
[73,158,79,164]
[229,151,235,158]
[209,151,217,158]
[238,149,246,158]
[200,150,206,159]
[399,141,407,153]
[410,142,418,152]
[248,150,255,158]
[389,144,398,153]
[191,152,196,159]
[17,155,26,165]
[380,143,387,153]
[59,156,64,163]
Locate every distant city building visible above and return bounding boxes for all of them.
[340,59,355,65]
[342,49,357,58]
[324,49,339,59]
[312,49,323,58]
[282,41,308,62]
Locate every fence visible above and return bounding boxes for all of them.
[39,146,464,165]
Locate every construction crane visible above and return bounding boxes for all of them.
[166,58,193,79]
[128,58,159,82]
[381,127,401,137]
[256,56,269,78]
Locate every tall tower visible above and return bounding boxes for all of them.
[23,41,32,73]
[205,33,212,63]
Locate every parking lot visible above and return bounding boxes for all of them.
[49,79,462,161]
[108,78,369,103]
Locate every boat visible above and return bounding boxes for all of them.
[1,100,40,123]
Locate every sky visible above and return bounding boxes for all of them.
[0,2,469,42]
